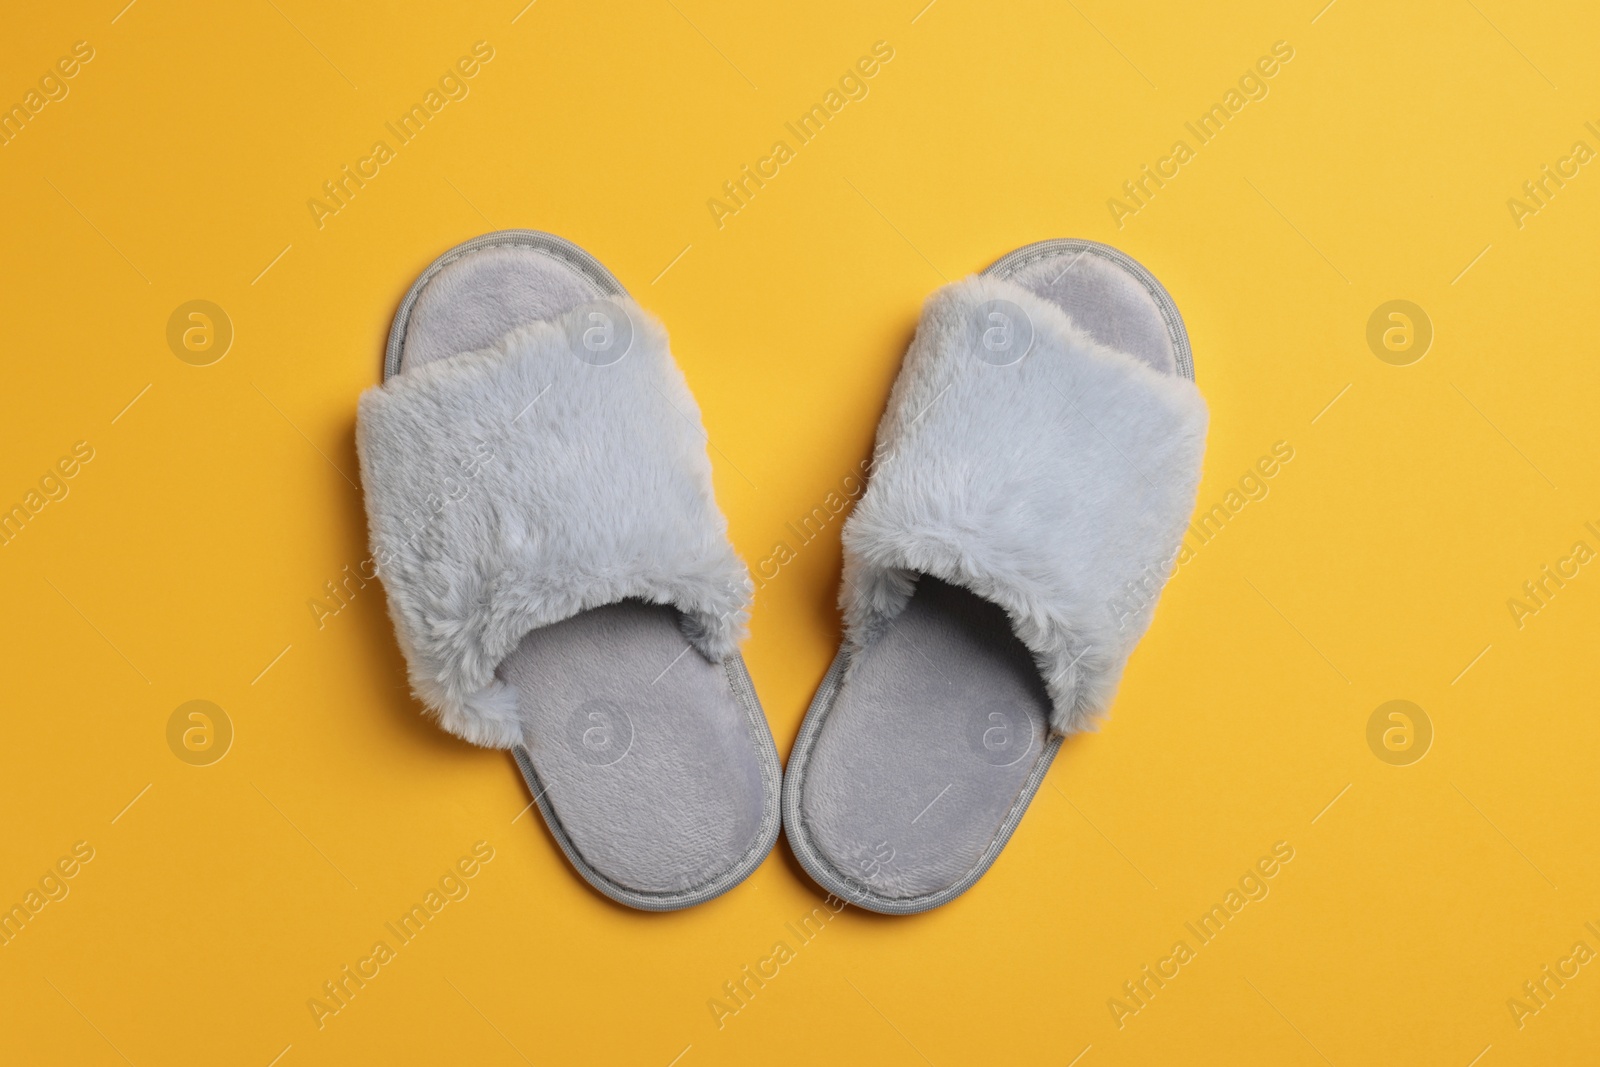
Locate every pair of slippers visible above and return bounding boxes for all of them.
[356,231,1207,914]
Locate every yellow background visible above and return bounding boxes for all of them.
[3,1,1597,1063]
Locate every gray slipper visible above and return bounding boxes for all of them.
[781,240,1208,914]
[357,230,780,911]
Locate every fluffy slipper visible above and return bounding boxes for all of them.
[781,240,1207,914]
[357,230,780,911]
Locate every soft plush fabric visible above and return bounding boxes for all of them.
[356,298,751,748]
[839,275,1208,735]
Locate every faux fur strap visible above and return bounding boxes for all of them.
[356,298,751,748]
[840,275,1207,735]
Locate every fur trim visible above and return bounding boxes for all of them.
[356,298,751,748]
[840,275,1207,735]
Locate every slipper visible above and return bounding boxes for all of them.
[356,230,780,911]
[781,240,1208,914]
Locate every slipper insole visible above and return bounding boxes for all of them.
[500,602,766,894]
[799,578,1051,898]
[1000,246,1178,373]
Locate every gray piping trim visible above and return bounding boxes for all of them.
[514,652,782,913]
[383,228,626,382]
[983,238,1195,382]
[781,648,1063,916]
[781,240,1191,914]
[386,229,777,911]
